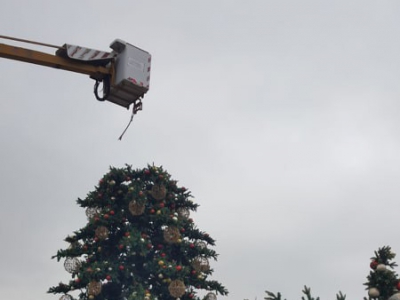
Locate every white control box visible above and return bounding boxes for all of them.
[107,39,151,108]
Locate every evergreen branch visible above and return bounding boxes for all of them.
[336,291,346,300]
[264,290,284,300]
[301,286,320,300]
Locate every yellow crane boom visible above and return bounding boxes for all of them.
[0,42,112,80]
[0,36,151,110]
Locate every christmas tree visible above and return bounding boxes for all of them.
[365,246,400,300]
[48,164,228,300]
[263,246,400,300]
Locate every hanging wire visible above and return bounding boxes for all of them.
[118,98,143,140]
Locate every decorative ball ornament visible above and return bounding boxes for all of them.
[196,241,207,249]
[376,264,387,272]
[205,292,217,300]
[368,288,380,298]
[168,279,186,298]
[192,257,210,272]
[128,200,146,216]
[86,207,101,219]
[389,293,400,300]
[163,226,181,243]
[59,295,73,300]
[95,226,109,240]
[151,183,167,200]
[177,208,190,219]
[87,281,102,296]
[370,260,378,270]
[64,257,81,274]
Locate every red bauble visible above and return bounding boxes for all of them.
[110,210,115,215]
[370,260,378,270]
[159,202,165,208]
[106,275,112,281]
[161,252,166,258]
[144,169,150,175]
[119,265,125,271]
[147,243,152,249]
[150,208,155,214]
[176,265,182,271]
[118,244,124,250]
[103,214,109,219]
[75,278,81,283]
[138,191,144,197]
[189,243,195,248]
[157,244,164,250]
[396,281,400,290]
[124,232,130,237]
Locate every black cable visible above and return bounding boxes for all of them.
[94,76,110,101]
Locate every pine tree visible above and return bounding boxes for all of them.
[48,165,228,300]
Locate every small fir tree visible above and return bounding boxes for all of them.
[364,246,400,300]
[48,165,228,300]
[264,246,400,300]
[264,286,345,300]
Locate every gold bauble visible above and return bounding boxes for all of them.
[151,183,166,200]
[129,200,145,216]
[192,257,210,272]
[163,226,181,243]
[168,279,186,298]
[87,281,102,296]
[95,226,109,240]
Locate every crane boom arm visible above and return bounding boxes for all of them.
[0,42,112,80]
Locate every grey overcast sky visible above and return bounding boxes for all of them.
[1,1,400,300]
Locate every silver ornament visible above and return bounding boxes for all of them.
[86,207,100,219]
[64,257,81,274]
[205,292,217,300]
[389,293,400,300]
[376,264,387,272]
[369,288,380,298]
